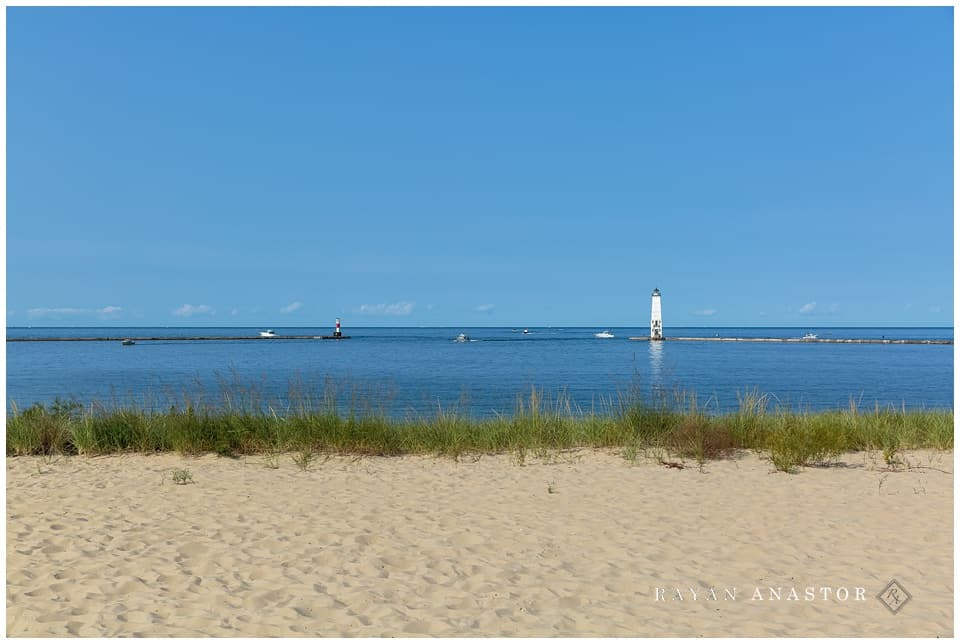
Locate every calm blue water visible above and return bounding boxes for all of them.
[6,327,954,417]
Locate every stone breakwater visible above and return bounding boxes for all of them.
[7,335,350,342]
[628,336,951,345]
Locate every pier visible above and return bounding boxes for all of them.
[630,289,951,345]
[627,336,951,345]
[7,335,351,343]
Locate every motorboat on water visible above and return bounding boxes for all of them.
[121,339,136,346]
[801,332,818,340]
[523,328,529,334]
[454,333,470,343]
[594,330,615,339]
[259,330,278,338]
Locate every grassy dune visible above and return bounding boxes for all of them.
[6,387,953,473]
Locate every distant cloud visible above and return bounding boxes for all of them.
[798,302,817,315]
[827,303,840,314]
[355,301,415,316]
[173,304,214,317]
[27,305,123,319]
[280,301,303,314]
[27,307,86,318]
[694,309,716,317]
[476,304,495,313]
[929,305,942,313]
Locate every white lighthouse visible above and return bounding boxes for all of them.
[650,288,663,340]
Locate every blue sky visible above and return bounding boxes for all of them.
[6,7,954,327]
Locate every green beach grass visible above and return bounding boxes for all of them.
[6,386,953,473]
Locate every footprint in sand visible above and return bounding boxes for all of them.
[292,605,313,618]
[178,542,209,558]
[378,555,414,571]
[402,620,433,634]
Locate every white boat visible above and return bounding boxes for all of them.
[523,328,529,334]
[121,339,135,346]
[454,333,470,343]
[802,332,818,340]
[259,330,277,338]
[594,330,615,339]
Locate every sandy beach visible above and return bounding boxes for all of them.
[7,449,953,637]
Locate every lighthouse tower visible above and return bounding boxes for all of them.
[650,288,663,340]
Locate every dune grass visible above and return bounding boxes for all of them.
[6,386,953,472]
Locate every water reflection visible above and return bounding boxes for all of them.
[648,340,664,386]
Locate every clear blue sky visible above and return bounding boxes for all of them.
[7,7,954,327]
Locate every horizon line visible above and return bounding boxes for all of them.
[6,324,955,330]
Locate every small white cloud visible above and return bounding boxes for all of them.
[173,304,214,317]
[694,309,716,317]
[476,304,495,313]
[387,301,414,315]
[27,306,124,319]
[798,302,817,315]
[355,301,415,316]
[27,307,86,318]
[280,301,303,314]
[929,305,942,313]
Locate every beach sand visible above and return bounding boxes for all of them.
[7,449,953,637]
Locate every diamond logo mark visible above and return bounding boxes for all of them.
[877,579,912,614]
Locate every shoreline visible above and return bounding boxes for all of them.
[7,449,953,636]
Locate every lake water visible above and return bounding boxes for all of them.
[6,327,954,417]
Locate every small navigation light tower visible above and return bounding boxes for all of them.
[650,288,663,340]
[334,317,342,338]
